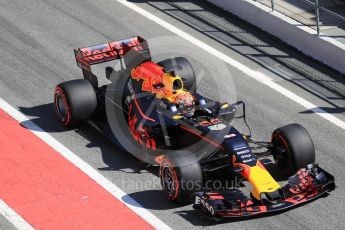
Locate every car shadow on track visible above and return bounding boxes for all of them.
[300,106,345,115]
[18,103,155,175]
[122,190,180,210]
[19,103,66,133]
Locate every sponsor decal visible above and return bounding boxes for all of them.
[199,121,211,127]
[210,118,222,124]
[80,37,141,63]
[159,100,167,109]
[240,154,252,158]
[208,123,226,131]
[224,134,236,138]
[242,158,255,163]
[194,196,215,215]
[271,203,285,208]
[197,118,223,127]
[75,51,91,71]
[128,104,156,150]
[234,146,247,151]
[236,149,250,155]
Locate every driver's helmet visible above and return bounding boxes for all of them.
[175,92,195,117]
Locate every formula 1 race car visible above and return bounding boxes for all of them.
[53,36,335,220]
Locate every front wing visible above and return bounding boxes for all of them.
[193,164,335,220]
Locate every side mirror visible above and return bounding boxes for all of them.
[219,103,236,123]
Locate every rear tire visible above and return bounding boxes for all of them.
[158,57,196,92]
[160,151,203,204]
[54,79,98,127]
[271,123,315,176]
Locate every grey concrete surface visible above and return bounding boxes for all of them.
[208,0,345,74]
[0,214,16,230]
[255,0,345,43]
[0,0,344,229]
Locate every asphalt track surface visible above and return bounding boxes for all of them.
[0,0,345,229]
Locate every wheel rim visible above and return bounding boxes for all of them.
[56,95,67,121]
[162,166,176,195]
[272,134,292,174]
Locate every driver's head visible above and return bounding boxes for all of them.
[175,92,195,117]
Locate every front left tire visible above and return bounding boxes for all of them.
[160,151,203,203]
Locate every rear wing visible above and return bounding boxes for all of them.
[74,36,151,87]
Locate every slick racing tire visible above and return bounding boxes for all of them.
[54,79,98,128]
[158,57,196,92]
[160,151,203,204]
[271,123,315,176]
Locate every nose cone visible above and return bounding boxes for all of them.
[247,165,281,201]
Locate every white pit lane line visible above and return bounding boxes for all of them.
[117,0,345,130]
[0,98,172,230]
[0,199,35,230]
